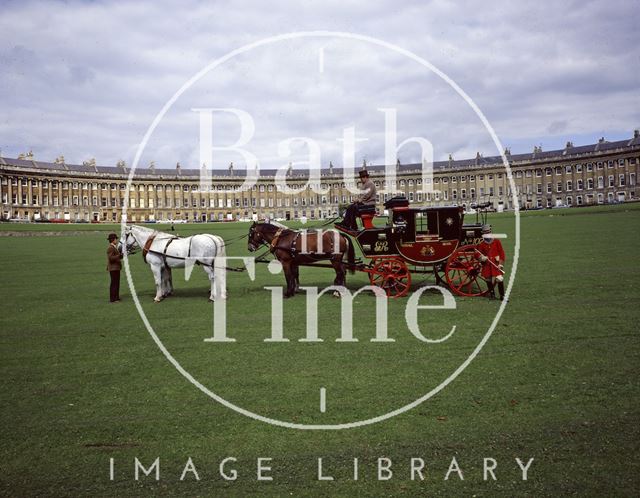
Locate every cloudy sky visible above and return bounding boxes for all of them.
[1,0,638,171]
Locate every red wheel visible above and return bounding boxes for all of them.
[444,245,489,297]
[368,257,411,298]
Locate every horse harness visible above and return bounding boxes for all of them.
[269,228,300,256]
[142,234,178,270]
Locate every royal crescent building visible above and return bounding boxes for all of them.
[1,132,639,223]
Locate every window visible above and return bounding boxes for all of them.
[547,183,552,194]
[489,187,494,196]
[566,180,572,191]
[576,164,583,172]
[524,171,530,178]
[577,179,583,190]
[470,188,475,198]
[545,168,552,176]
[619,174,625,186]
[597,162,603,170]
[555,166,562,175]
[587,178,594,189]
[608,175,614,187]
[535,170,541,177]
[577,196,583,205]
[587,163,593,172]
[597,176,604,188]
[498,186,503,196]
[557,182,562,193]
[607,160,614,169]
[566,165,572,174]
[488,174,494,180]
[537,184,542,194]
[630,173,636,186]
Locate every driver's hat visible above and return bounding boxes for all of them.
[481,224,492,234]
[359,169,370,179]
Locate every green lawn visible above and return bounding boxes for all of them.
[0,205,639,497]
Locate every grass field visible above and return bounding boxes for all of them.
[1,205,639,497]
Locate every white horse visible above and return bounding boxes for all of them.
[121,225,227,302]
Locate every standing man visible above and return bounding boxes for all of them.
[476,225,506,300]
[106,232,123,303]
[336,170,377,230]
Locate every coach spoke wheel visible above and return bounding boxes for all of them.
[445,245,489,297]
[369,257,411,298]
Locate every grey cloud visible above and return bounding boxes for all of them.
[0,0,637,168]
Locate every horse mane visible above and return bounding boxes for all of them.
[257,223,283,234]
[130,224,175,239]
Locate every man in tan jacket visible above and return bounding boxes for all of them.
[106,233,123,303]
[336,170,377,230]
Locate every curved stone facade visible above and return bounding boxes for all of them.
[1,133,639,222]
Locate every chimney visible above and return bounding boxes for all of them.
[634,129,639,139]
[54,154,65,165]
[396,158,401,170]
[565,141,574,149]
[117,160,126,172]
[503,147,511,156]
[448,153,453,167]
[228,162,234,176]
[149,161,155,172]
[328,160,333,175]
[598,137,605,144]
[176,162,181,175]
[361,158,367,170]
[475,151,482,165]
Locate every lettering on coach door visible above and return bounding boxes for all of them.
[374,240,389,252]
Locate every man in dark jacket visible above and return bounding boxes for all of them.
[106,232,123,303]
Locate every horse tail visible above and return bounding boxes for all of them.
[346,235,355,274]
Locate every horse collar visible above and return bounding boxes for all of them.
[270,228,285,252]
[142,234,157,263]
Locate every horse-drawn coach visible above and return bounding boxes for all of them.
[333,196,496,298]
[248,197,501,299]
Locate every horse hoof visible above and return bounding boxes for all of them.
[154,298,162,303]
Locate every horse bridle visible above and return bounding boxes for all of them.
[120,230,140,255]
[248,224,267,252]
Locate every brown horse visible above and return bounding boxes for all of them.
[247,222,355,298]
